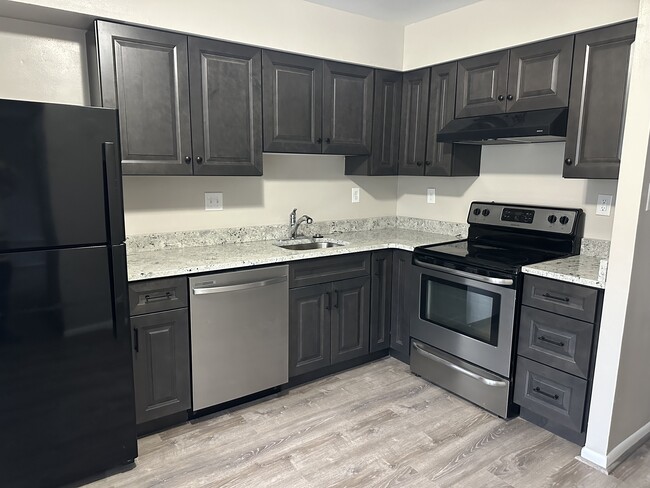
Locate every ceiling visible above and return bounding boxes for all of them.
[303,0,484,25]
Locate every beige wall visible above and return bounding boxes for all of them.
[397,143,617,240]
[4,0,404,69]
[123,155,397,235]
[582,0,650,468]
[403,0,639,70]
[0,16,88,104]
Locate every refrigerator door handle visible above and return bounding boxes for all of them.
[103,142,126,245]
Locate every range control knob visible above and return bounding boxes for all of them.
[547,215,557,224]
[473,208,482,216]
[482,209,491,217]
[559,216,570,225]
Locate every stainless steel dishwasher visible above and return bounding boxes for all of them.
[189,265,288,411]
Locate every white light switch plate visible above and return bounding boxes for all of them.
[352,187,360,203]
[596,194,612,216]
[205,192,223,211]
[427,188,436,204]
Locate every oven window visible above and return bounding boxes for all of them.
[421,276,501,346]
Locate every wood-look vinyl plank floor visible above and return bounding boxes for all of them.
[82,357,650,488]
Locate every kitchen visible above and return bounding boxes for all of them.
[1,0,649,486]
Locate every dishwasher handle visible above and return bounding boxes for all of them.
[192,275,287,295]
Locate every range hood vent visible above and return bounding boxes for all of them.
[437,108,568,145]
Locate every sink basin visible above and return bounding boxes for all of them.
[277,241,343,251]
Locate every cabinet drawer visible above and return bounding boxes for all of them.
[522,276,598,322]
[518,306,594,378]
[289,253,370,288]
[129,277,188,316]
[514,356,587,433]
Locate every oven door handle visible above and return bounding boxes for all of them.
[412,342,508,387]
[413,258,514,286]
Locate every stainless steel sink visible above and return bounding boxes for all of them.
[277,241,343,251]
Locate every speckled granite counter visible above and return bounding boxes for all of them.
[127,228,460,282]
[522,254,608,289]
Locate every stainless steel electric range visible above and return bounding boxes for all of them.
[410,202,584,418]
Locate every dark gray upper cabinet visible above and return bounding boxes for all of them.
[399,68,431,175]
[344,69,402,176]
[456,50,509,118]
[331,277,370,364]
[262,51,323,153]
[506,36,574,113]
[323,61,374,155]
[131,309,191,424]
[188,38,263,176]
[370,250,393,353]
[563,22,636,179]
[89,21,193,175]
[426,62,481,176]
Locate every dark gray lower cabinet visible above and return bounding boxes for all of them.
[370,250,393,352]
[390,250,416,360]
[131,309,191,424]
[331,277,370,363]
[289,284,332,377]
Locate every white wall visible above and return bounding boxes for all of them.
[123,155,397,235]
[403,0,639,69]
[582,0,650,469]
[397,143,617,240]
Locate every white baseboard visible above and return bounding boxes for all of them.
[581,418,650,472]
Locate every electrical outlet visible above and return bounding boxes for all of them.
[352,187,360,203]
[205,192,223,211]
[427,188,436,204]
[596,194,612,216]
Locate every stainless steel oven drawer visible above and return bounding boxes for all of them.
[411,340,511,418]
[518,306,594,378]
[522,276,598,323]
[514,356,587,433]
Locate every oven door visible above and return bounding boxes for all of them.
[411,260,517,377]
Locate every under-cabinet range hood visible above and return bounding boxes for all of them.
[437,108,568,145]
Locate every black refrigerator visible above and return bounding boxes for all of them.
[0,99,138,487]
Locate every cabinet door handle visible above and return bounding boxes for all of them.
[507,94,513,101]
[425,161,432,166]
[333,290,339,309]
[196,156,204,164]
[325,292,331,311]
[133,328,139,353]
[184,156,192,164]
[564,158,573,166]
[533,386,559,400]
[317,137,323,144]
[542,292,570,302]
[498,95,505,101]
[325,137,331,144]
[538,336,565,348]
[416,161,423,167]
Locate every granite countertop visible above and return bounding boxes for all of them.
[521,254,608,289]
[126,228,461,282]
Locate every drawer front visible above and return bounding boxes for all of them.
[518,306,594,378]
[129,277,188,315]
[289,253,370,288]
[514,356,587,433]
[522,276,598,322]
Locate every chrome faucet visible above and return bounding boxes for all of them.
[289,208,313,239]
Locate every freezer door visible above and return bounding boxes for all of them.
[0,245,137,487]
[0,99,123,251]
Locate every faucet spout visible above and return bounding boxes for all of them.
[290,213,313,239]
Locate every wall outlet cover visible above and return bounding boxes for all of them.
[352,187,360,203]
[427,188,436,204]
[596,194,612,216]
[205,192,223,211]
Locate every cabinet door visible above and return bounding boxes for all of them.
[262,51,323,153]
[456,50,509,118]
[370,70,402,174]
[425,63,482,177]
[390,250,415,360]
[331,277,370,364]
[93,21,193,175]
[370,251,393,353]
[563,22,636,179]
[506,36,574,113]
[323,61,374,155]
[131,309,191,424]
[398,68,430,175]
[188,38,263,176]
[289,284,332,377]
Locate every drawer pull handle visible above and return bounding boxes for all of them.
[144,291,173,303]
[538,336,565,347]
[542,292,570,302]
[534,386,559,400]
